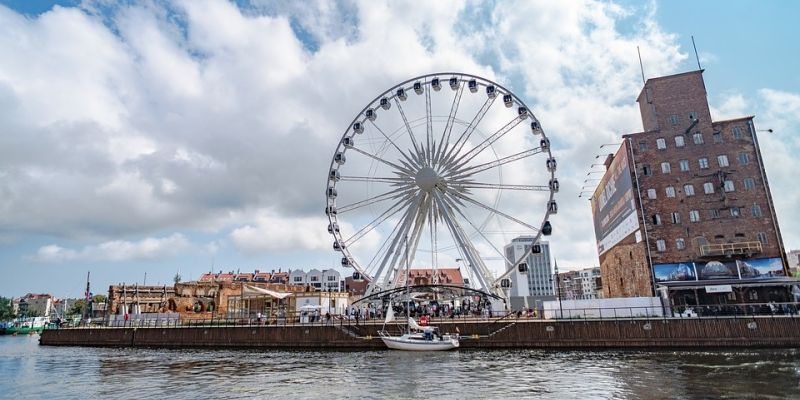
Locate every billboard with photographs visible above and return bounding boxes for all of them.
[695,260,739,280]
[737,257,785,279]
[654,257,785,283]
[654,262,697,283]
[591,142,639,255]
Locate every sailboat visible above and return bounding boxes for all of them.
[378,236,458,350]
[379,306,459,351]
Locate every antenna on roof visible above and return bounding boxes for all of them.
[636,46,645,85]
[691,35,702,70]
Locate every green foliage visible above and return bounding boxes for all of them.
[174,273,182,284]
[67,299,86,317]
[0,296,15,320]
[92,294,107,304]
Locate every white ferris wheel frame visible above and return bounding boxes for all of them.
[325,72,558,298]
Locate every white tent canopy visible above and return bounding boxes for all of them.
[242,285,293,299]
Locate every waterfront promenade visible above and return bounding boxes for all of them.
[40,313,800,349]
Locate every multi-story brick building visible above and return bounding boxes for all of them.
[591,70,795,307]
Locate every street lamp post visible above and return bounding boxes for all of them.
[554,259,563,319]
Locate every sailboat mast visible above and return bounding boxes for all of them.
[405,235,410,334]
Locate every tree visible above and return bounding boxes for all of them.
[92,294,107,304]
[173,273,182,284]
[67,299,86,317]
[0,296,15,320]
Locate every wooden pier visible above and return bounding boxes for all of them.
[39,316,800,349]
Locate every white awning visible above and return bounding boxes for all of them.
[242,285,293,299]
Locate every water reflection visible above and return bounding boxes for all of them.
[1,336,799,399]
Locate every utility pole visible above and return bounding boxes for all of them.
[554,259,563,319]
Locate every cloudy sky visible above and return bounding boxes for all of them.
[1,0,798,298]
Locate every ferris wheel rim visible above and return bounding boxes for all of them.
[326,72,557,295]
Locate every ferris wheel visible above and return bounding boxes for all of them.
[326,73,557,298]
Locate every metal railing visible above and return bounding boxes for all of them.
[700,241,762,256]
[44,302,800,330]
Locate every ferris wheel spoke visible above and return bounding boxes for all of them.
[368,120,421,169]
[441,96,496,166]
[451,182,550,191]
[446,147,545,180]
[337,186,413,214]
[438,192,515,267]
[373,193,425,290]
[339,175,413,185]
[393,98,424,164]
[447,115,526,171]
[344,193,416,246]
[432,191,495,292]
[349,146,414,175]
[444,187,540,232]
[434,82,465,165]
[425,82,434,165]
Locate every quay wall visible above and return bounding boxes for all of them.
[40,317,800,349]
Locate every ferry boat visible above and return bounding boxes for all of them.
[4,317,48,335]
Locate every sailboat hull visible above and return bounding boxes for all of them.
[380,334,459,351]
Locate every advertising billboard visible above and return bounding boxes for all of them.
[654,262,697,283]
[654,257,785,283]
[591,142,639,255]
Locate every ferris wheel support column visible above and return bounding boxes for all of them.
[366,194,423,296]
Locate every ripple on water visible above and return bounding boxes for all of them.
[2,337,800,399]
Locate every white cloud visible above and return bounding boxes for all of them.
[11,0,795,279]
[32,233,191,263]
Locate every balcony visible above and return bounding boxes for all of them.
[699,241,762,257]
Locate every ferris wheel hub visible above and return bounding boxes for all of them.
[414,167,441,192]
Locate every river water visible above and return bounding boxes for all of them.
[1,335,798,399]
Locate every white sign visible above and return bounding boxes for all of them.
[705,285,733,294]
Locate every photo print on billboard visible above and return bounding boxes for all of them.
[696,260,739,280]
[737,258,785,279]
[591,142,638,255]
[654,262,697,283]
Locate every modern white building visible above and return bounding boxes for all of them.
[505,237,553,297]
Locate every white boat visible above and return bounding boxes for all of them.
[379,236,459,351]
[379,310,459,351]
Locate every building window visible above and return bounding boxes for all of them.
[710,209,720,219]
[639,141,648,152]
[688,112,698,121]
[732,126,744,140]
[656,138,666,150]
[730,207,741,218]
[757,232,769,245]
[310,276,319,282]
[327,275,337,281]
[666,186,676,198]
[674,135,685,148]
[684,184,695,196]
[647,189,657,199]
[713,131,723,143]
[676,238,686,250]
[699,158,709,169]
[671,212,681,224]
[293,276,303,282]
[678,159,689,172]
[703,182,715,194]
[738,152,750,165]
[689,210,700,222]
[642,164,652,176]
[656,239,666,252]
[693,132,704,144]
[661,162,671,174]
[669,114,680,125]
[751,203,763,217]
[724,180,735,192]
[717,155,729,167]
[744,178,756,190]
[652,214,662,225]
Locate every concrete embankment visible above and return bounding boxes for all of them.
[39,317,800,349]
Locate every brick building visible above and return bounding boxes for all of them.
[592,70,795,307]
